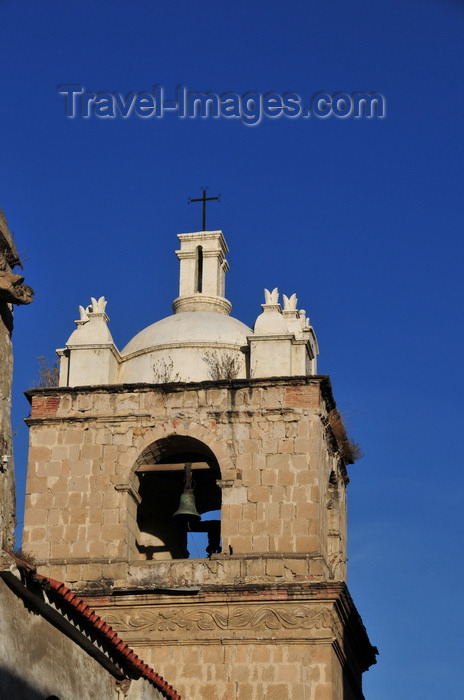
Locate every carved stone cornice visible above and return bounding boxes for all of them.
[101,602,334,643]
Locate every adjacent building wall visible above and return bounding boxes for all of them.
[0,571,166,700]
[0,574,119,700]
[0,210,33,550]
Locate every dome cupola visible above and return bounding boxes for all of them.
[57,228,318,387]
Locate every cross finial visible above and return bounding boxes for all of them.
[188,187,220,230]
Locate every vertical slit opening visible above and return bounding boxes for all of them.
[196,245,203,293]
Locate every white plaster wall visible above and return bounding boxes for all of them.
[66,347,118,387]
[249,338,293,378]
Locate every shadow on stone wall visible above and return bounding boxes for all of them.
[0,665,59,700]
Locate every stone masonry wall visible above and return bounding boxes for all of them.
[112,636,335,700]
[23,377,348,590]
[86,581,373,700]
[22,376,374,700]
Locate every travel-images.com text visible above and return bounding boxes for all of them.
[58,86,386,125]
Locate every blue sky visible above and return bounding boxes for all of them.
[2,1,464,698]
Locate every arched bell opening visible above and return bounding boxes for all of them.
[134,435,222,561]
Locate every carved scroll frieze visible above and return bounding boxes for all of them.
[103,604,333,636]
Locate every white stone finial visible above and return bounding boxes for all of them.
[282,293,298,311]
[88,296,107,314]
[63,294,117,387]
[264,287,279,305]
[299,309,308,329]
[75,296,109,327]
[78,305,89,323]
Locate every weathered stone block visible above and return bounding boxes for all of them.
[28,445,52,462]
[25,475,47,494]
[266,558,284,577]
[29,526,47,543]
[261,438,278,454]
[247,485,270,503]
[261,469,277,486]
[50,542,70,559]
[294,437,313,454]
[276,535,294,551]
[234,535,252,552]
[223,488,247,506]
[71,540,90,557]
[267,684,290,700]
[252,534,269,551]
[291,519,310,536]
[238,519,252,536]
[296,535,318,552]
[101,523,125,541]
[24,508,48,526]
[266,518,283,536]
[33,491,54,509]
[252,519,268,536]
[314,682,333,700]
[275,470,296,487]
[266,453,290,470]
[277,438,294,454]
[221,520,238,537]
[241,469,260,487]
[63,428,85,444]
[67,476,88,492]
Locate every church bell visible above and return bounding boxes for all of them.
[173,463,201,521]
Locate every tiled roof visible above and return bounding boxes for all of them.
[30,570,182,700]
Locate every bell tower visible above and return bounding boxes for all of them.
[173,230,231,315]
[23,227,376,700]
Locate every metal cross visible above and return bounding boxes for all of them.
[188,188,220,230]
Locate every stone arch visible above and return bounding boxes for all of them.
[130,418,236,480]
[132,431,226,562]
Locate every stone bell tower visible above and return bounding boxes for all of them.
[23,229,376,699]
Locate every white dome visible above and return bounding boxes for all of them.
[58,230,319,388]
[121,312,251,356]
[118,311,252,384]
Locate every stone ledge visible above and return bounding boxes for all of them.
[25,374,334,401]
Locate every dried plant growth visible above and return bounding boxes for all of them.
[202,350,243,381]
[33,356,59,388]
[153,358,181,383]
[328,409,363,464]
[12,547,37,567]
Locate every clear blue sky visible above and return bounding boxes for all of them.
[2,2,464,698]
